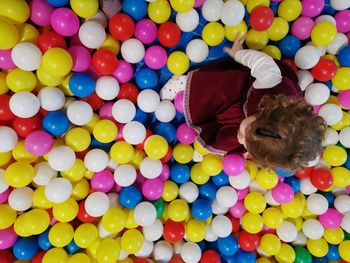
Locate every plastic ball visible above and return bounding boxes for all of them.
[181,242,202,263]
[339,240,350,262]
[260,233,281,256]
[306,193,329,215]
[92,48,118,75]
[140,157,163,179]
[121,229,144,254]
[84,192,110,217]
[144,46,167,70]
[185,39,209,63]
[271,183,294,204]
[42,111,69,136]
[0,126,18,153]
[0,18,18,49]
[24,130,53,156]
[134,19,157,44]
[332,67,350,90]
[335,10,350,33]
[216,186,237,208]
[318,104,343,125]
[123,0,147,20]
[152,241,172,261]
[311,22,337,46]
[277,0,302,21]
[93,119,118,143]
[294,45,320,69]
[175,9,199,34]
[222,154,245,176]
[267,17,289,41]
[220,0,245,26]
[191,198,212,220]
[307,238,329,257]
[250,6,274,31]
[144,135,168,160]
[122,121,146,145]
[70,0,98,18]
[201,0,223,22]
[111,99,136,123]
[147,0,171,24]
[276,221,298,243]
[9,91,40,118]
[84,149,109,172]
[142,178,163,200]
[167,51,190,75]
[119,185,142,209]
[302,219,324,240]
[330,0,350,10]
[73,223,98,249]
[319,208,342,229]
[4,161,35,188]
[155,100,176,123]
[113,60,134,84]
[202,22,225,46]
[37,87,65,112]
[134,201,157,227]
[11,42,42,71]
[323,145,347,166]
[109,13,135,41]
[211,215,232,238]
[79,21,106,49]
[244,191,266,214]
[120,38,145,64]
[229,170,251,190]
[245,29,269,50]
[143,219,163,242]
[50,7,79,37]
[291,16,315,40]
[311,58,337,82]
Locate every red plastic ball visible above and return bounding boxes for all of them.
[310,168,333,190]
[134,259,151,263]
[31,251,45,263]
[282,59,298,73]
[117,83,139,104]
[200,250,221,263]
[0,250,15,263]
[163,219,185,243]
[109,13,135,41]
[158,22,181,48]
[161,146,173,163]
[38,31,67,53]
[81,92,103,111]
[0,95,15,121]
[92,48,118,75]
[12,114,42,138]
[228,214,240,233]
[77,201,97,223]
[250,6,274,31]
[311,58,337,81]
[136,129,153,151]
[295,166,314,179]
[169,257,184,263]
[237,230,261,252]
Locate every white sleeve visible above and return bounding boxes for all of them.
[234,49,282,89]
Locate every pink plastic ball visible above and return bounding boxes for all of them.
[115,123,125,142]
[222,154,246,176]
[174,91,185,113]
[347,32,350,43]
[176,123,197,144]
[91,170,114,192]
[194,0,205,7]
[291,16,315,40]
[112,60,133,83]
[50,7,80,36]
[159,164,170,182]
[136,171,146,185]
[335,10,350,33]
[144,46,167,70]
[301,0,324,17]
[338,90,350,109]
[0,49,16,70]
[68,46,91,72]
[313,104,321,115]
[142,178,164,200]
[24,130,54,156]
[271,183,294,204]
[99,102,114,120]
[0,188,10,204]
[30,0,55,27]
[237,187,249,200]
[134,19,158,44]
[229,200,246,218]
[319,208,342,229]
[0,226,17,249]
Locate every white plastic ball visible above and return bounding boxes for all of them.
[11,42,42,71]
[186,39,209,63]
[211,215,232,238]
[114,164,137,187]
[307,155,321,167]
[264,190,279,206]
[229,169,251,190]
[300,178,318,195]
[67,100,93,126]
[176,9,200,32]
[306,193,329,215]
[122,121,146,145]
[302,219,324,240]
[330,0,350,10]
[323,127,339,146]
[211,199,229,215]
[134,201,157,227]
[45,177,72,203]
[8,187,33,211]
[33,162,57,186]
[118,247,129,261]
[181,242,202,263]
[112,99,136,123]
[341,212,350,233]
[294,45,320,69]
[79,21,106,49]
[139,157,162,179]
[155,100,176,122]
[304,83,330,105]
[142,219,163,241]
[153,241,173,262]
[135,240,154,258]
[339,127,350,148]
[84,149,109,172]
[276,221,298,243]
[137,89,160,113]
[202,0,223,22]
[85,192,110,217]
[0,126,18,153]
[216,186,237,208]
[48,146,76,171]
[326,33,348,55]
[38,87,65,111]
[121,38,145,64]
[95,76,120,101]
[9,91,40,118]
[318,104,343,125]
[293,232,307,246]
[220,0,245,26]
[334,195,350,214]
[296,70,314,91]
[86,10,108,28]
[98,221,114,238]
[205,224,218,242]
[249,179,267,194]
[0,169,9,193]
[179,182,199,203]
[315,15,336,25]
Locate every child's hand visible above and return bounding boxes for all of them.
[224,33,247,58]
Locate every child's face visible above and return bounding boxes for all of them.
[237,116,256,148]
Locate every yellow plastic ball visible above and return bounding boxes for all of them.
[162,180,179,202]
[173,143,194,164]
[58,73,74,96]
[66,253,91,263]
[331,167,350,187]
[71,179,90,201]
[53,198,79,223]
[0,204,17,230]
[70,0,99,18]
[148,0,171,24]
[339,240,350,262]
[323,227,344,245]
[202,22,225,46]
[83,113,100,133]
[32,186,54,209]
[246,0,269,13]
[6,69,37,92]
[93,119,118,143]
[168,199,189,222]
[0,18,18,49]
[246,29,269,50]
[102,207,127,233]
[49,222,74,248]
[130,149,146,169]
[22,209,49,235]
[13,213,30,237]
[190,163,210,185]
[331,112,350,130]
[4,162,35,187]
[125,209,139,229]
[0,151,12,166]
[244,191,266,214]
[275,243,295,263]
[61,159,87,182]
[323,145,347,166]
[311,22,337,46]
[110,141,134,164]
[12,140,38,163]
[262,45,281,60]
[16,23,40,44]
[332,67,350,91]
[194,140,209,156]
[170,0,194,12]
[144,135,168,160]
[255,168,278,189]
[101,34,120,55]
[36,65,64,87]
[262,207,283,229]
[256,259,272,263]
[306,238,329,257]
[42,48,73,77]
[260,233,281,256]
[96,238,120,263]
[121,229,144,254]
[0,0,30,24]
[241,212,263,234]
[74,223,99,248]
[42,248,68,263]
[267,17,289,41]
[0,72,9,95]
[277,0,302,21]
[65,128,91,152]
[281,197,303,218]
[246,160,258,179]
[186,219,206,242]
[225,21,248,42]
[167,51,190,75]
[201,154,222,176]
[85,238,101,260]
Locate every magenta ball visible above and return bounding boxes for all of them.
[194,0,205,7]
[30,0,55,27]
[319,208,342,229]
[0,188,10,204]
[144,46,167,70]
[99,102,114,120]
[291,16,315,40]
[24,130,54,156]
[91,170,114,192]
[338,90,350,109]
[174,91,185,113]
[50,8,80,37]
[112,60,133,83]
[142,178,164,200]
[176,123,197,144]
[229,200,246,218]
[335,10,350,33]
[136,171,146,185]
[301,0,324,17]
[159,164,170,182]
[222,154,246,176]
[0,226,17,249]
[271,183,294,204]
[115,123,125,142]
[134,19,158,44]
[68,46,91,72]
[237,187,248,200]
[0,49,16,70]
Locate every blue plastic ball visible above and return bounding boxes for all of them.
[170,164,190,184]
[43,111,70,136]
[278,35,301,58]
[199,182,217,200]
[218,236,239,256]
[135,68,158,90]
[338,45,350,67]
[154,122,177,143]
[133,108,148,124]
[232,249,256,263]
[211,171,229,187]
[66,240,80,254]
[191,198,212,221]
[38,230,52,251]
[119,186,142,208]
[47,0,69,7]
[69,73,96,98]
[275,167,294,177]
[322,191,335,206]
[122,0,147,20]
[327,245,341,261]
[284,176,300,193]
[90,138,113,152]
[312,256,328,263]
[13,237,39,260]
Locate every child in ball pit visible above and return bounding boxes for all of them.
[160,34,327,171]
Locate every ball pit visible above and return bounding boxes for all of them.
[0,0,350,262]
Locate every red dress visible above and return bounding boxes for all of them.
[184,59,303,155]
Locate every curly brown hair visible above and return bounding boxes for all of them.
[245,94,327,171]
